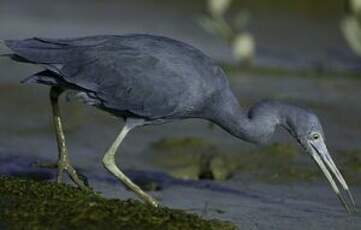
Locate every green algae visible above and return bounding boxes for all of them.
[149,137,321,183]
[149,136,361,184]
[236,143,319,183]
[150,137,211,180]
[0,176,236,230]
[150,137,235,180]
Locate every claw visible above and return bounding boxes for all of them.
[32,160,91,191]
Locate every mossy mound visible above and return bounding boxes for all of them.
[0,176,236,230]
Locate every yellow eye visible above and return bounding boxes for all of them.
[312,133,320,140]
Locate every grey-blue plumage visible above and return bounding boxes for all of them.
[6,35,227,121]
[2,35,317,143]
[2,34,356,211]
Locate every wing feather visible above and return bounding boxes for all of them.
[5,35,225,120]
[4,36,108,64]
[60,48,185,118]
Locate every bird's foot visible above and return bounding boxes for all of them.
[128,182,159,207]
[58,160,92,192]
[32,160,91,191]
[144,195,159,208]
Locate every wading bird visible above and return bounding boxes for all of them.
[0,34,356,212]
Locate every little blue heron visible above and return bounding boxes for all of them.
[0,34,356,211]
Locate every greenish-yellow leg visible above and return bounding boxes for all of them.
[102,119,159,207]
[49,86,90,191]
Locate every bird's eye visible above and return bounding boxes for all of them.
[311,133,320,140]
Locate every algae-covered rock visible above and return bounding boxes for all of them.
[150,137,361,184]
[150,137,212,180]
[236,143,320,182]
[150,137,321,183]
[149,137,235,180]
[0,176,236,230]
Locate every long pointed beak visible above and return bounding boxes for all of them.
[309,140,356,213]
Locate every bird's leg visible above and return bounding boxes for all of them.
[49,86,90,191]
[102,119,159,207]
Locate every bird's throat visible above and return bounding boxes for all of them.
[209,100,284,144]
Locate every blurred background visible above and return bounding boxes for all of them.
[1,0,361,228]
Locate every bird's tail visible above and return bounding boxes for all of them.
[0,40,12,57]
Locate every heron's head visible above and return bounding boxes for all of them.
[284,109,356,213]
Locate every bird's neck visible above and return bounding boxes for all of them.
[209,96,293,144]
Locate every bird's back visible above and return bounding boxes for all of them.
[5,34,232,121]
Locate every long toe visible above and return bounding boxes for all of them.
[64,163,92,191]
[147,198,159,208]
[77,172,90,188]
[32,161,58,169]
[32,160,91,191]
[139,191,159,208]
